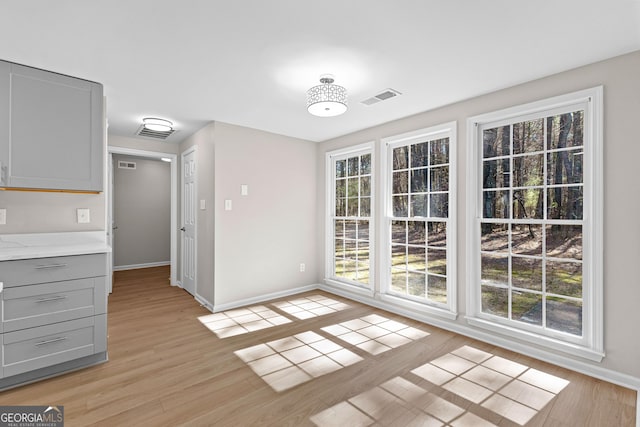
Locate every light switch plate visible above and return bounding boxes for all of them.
[224,200,232,211]
[200,199,206,210]
[77,208,91,223]
[0,209,6,225]
[241,185,248,196]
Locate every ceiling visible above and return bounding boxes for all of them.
[0,1,639,143]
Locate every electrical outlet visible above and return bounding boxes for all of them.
[77,208,91,224]
[0,209,6,225]
[299,263,305,272]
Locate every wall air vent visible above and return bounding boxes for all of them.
[135,125,175,140]
[361,88,402,106]
[118,161,136,170]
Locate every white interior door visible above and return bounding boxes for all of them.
[181,148,197,296]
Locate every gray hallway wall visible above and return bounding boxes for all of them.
[113,154,171,268]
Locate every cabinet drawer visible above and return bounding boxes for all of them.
[0,254,106,287]
[1,277,106,333]
[1,315,106,378]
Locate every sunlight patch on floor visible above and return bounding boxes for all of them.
[311,375,497,427]
[271,295,351,320]
[411,345,570,425]
[234,331,363,392]
[311,345,570,426]
[321,314,429,355]
[198,304,292,338]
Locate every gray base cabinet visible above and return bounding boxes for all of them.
[0,60,104,191]
[0,254,108,388]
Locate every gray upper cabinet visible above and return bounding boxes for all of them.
[0,60,104,192]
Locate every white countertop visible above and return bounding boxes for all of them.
[0,231,111,261]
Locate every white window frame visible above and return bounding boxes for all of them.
[380,122,457,319]
[325,142,375,295]
[466,87,603,361]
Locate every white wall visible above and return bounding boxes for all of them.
[109,135,180,155]
[179,121,318,308]
[179,123,216,304]
[212,122,317,306]
[0,191,104,234]
[0,134,179,235]
[317,50,640,383]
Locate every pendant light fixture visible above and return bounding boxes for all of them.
[306,74,348,117]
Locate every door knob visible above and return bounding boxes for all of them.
[180,227,186,232]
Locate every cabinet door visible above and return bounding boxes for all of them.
[0,61,9,184]
[6,63,103,191]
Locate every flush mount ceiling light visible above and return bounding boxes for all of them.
[306,74,348,117]
[143,117,173,132]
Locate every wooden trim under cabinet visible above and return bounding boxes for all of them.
[0,187,100,194]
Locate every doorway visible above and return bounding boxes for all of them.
[106,147,179,292]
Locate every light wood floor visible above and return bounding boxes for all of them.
[0,266,636,426]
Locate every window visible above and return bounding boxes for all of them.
[467,88,603,361]
[382,123,457,316]
[326,144,373,289]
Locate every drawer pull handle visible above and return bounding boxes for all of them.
[35,295,67,303]
[34,337,67,346]
[34,264,68,270]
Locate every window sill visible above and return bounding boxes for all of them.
[323,278,375,298]
[379,293,458,321]
[465,316,604,362]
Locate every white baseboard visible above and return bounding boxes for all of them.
[113,261,170,271]
[319,283,640,392]
[195,293,214,312]
[212,284,319,313]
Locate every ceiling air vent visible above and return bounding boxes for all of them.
[118,161,136,170]
[361,88,402,106]
[135,125,175,140]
